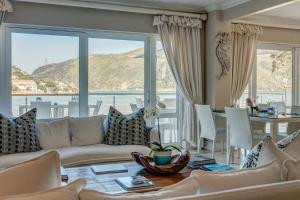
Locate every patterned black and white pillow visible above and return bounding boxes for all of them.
[241,139,264,169]
[105,107,149,146]
[0,109,41,155]
[276,130,300,150]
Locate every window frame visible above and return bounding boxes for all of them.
[247,42,300,107]
[0,23,180,145]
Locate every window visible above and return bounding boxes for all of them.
[11,32,79,119]
[256,48,292,106]
[242,44,298,109]
[1,25,179,144]
[88,38,145,115]
[156,41,178,143]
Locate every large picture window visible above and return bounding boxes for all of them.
[0,25,179,145]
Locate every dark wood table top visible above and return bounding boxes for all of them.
[64,162,194,194]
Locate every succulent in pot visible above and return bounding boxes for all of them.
[149,141,182,165]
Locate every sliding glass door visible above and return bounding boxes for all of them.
[1,25,179,144]
[11,32,79,119]
[88,37,145,115]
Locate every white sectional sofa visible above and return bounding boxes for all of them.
[0,115,160,169]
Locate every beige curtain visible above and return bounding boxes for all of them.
[231,23,263,104]
[153,15,206,147]
[0,0,13,27]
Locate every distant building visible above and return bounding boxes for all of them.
[12,79,38,92]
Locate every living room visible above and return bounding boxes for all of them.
[1,0,300,199]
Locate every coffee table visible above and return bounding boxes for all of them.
[63,162,194,194]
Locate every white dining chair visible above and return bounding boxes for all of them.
[136,98,144,108]
[268,101,286,113]
[68,101,79,117]
[287,105,300,134]
[92,100,102,116]
[225,107,265,164]
[130,103,139,112]
[196,105,226,158]
[30,101,52,119]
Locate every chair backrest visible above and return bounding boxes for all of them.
[225,107,253,149]
[68,101,79,117]
[268,102,286,113]
[130,103,139,112]
[30,101,52,119]
[92,100,102,116]
[136,98,144,108]
[195,105,216,140]
[163,98,176,108]
[287,105,300,134]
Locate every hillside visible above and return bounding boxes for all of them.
[28,48,175,91]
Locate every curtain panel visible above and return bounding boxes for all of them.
[153,15,206,147]
[231,23,263,105]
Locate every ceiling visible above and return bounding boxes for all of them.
[13,0,251,12]
[237,1,300,30]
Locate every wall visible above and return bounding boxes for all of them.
[205,11,231,109]
[4,1,157,34]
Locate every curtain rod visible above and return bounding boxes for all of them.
[13,0,207,20]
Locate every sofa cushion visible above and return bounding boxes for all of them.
[57,144,150,167]
[36,118,70,149]
[282,160,300,181]
[105,107,149,145]
[276,130,300,160]
[79,176,201,200]
[1,179,86,200]
[0,108,41,155]
[191,161,281,194]
[166,180,300,200]
[0,151,61,196]
[69,115,105,146]
[241,136,294,169]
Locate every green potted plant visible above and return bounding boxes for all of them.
[149,141,182,165]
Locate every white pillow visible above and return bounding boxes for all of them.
[282,160,300,181]
[79,176,201,200]
[190,161,281,194]
[0,151,61,196]
[1,179,86,200]
[277,130,300,160]
[69,115,105,146]
[241,136,295,168]
[37,118,71,149]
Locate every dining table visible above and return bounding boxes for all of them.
[213,110,300,164]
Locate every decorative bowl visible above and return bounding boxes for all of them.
[131,151,190,176]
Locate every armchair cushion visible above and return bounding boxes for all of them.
[0,151,61,196]
[1,179,86,200]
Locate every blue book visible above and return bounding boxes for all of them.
[201,163,235,172]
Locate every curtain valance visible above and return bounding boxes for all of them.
[232,23,263,36]
[153,15,206,28]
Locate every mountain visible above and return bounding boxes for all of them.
[30,48,175,91]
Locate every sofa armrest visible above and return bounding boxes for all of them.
[149,128,161,145]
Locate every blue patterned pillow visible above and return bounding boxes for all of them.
[0,109,41,155]
[276,130,300,150]
[104,107,149,145]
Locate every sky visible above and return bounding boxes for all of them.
[12,33,144,74]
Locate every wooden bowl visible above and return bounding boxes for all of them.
[131,151,190,176]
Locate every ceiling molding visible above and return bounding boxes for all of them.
[235,14,300,30]
[12,0,207,18]
[205,0,250,12]
[222,0,298,21]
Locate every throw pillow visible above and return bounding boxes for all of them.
[105,107,149,145]
[0,108,41,155]
[79,176,201,200]
[1,179,86,200]
[0,151,61,196]
[69,115,105,146]
[241,136,294,169]
[36,118,70,149]
[191,161,281,194]
[276,130,300,160]
[282,160,300,181]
